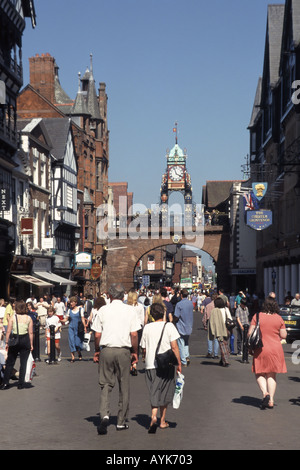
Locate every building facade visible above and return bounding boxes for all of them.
[0,0,36,298]
[248,0,300,304]
[17,53,109,296]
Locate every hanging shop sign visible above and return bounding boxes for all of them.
[20,217,34,235]
[0,188,10,211]
[74,252,92,269]
[91,263,101,279]
[246,210,273,231]
[252,182,268,201]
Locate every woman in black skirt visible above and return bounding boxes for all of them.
[140,303,181,433]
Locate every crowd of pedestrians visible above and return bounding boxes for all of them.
[0,284,298,432]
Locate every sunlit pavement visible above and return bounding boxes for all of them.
[2,312,300,451]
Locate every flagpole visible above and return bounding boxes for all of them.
[173,122,179,144]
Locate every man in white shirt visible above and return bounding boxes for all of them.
[92,283,140,435]
[291,293,300,307]
[35,297,50,327]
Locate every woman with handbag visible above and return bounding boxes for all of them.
[140,303,181,433]
[1,300,33,390]
[248,297,287,409]
[208,297,231,367]
[61,296,86,362]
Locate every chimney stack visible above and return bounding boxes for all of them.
[29,53,55,103]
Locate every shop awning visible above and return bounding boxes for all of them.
[11,274,54,288]
[33,271,77,286]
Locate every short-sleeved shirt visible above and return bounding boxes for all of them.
[174,298,194,336]
[45,315,61,339]
[91,300,140,348]
[140,321,180,369]
[235,306,249,325]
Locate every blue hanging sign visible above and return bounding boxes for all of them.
[246,210,273,231]
[252,182,268,201]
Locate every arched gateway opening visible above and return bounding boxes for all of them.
[101,225,229,292]
[100,131,230,292]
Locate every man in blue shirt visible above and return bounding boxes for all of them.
[174,289,194,366]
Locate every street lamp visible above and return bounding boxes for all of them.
[271,268,276,291]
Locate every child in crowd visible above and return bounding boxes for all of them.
[45,306,62,363]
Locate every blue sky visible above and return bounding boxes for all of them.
[22,0,282,210]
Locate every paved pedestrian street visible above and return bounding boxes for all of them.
[1,312,300,451]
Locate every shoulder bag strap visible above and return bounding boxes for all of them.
[14,313,19,337]
[155,323,167,355]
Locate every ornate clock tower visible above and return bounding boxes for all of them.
[160,125,193,225]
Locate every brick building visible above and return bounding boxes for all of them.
[109,182,133,222]
[17,53,109,296]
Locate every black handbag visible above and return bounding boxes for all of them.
[225,313,236,331]
[155,323,178,370]
[74,308,84,335]
[247,312,263,353]
[8,314,19,347]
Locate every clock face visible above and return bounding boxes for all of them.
[169,166,184,181]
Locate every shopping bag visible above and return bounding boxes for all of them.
[173,372,185,409]
[82,333,91,352]
[25,352,36,383]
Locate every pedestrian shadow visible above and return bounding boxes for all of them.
[85,414,118,428]
[288,376,300,383]
[200,360,221,366]
[131,414,177,430]
[289,397,300,406]
[131,414,151,430]
[232,396,261,408]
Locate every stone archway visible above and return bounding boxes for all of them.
[101,225,230,292]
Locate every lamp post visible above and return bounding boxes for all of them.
[271,268,276,292]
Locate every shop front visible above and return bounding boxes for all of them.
[32,256,77,297]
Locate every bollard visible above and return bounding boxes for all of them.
[34,321,41,362]
[49,325,56,364]
[242,324,249,363]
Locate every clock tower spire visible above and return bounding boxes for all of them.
[160,126,193,225]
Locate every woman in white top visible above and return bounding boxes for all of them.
[127,289,145,376]
[140,303,181,433]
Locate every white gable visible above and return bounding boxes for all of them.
[64,130,77,174]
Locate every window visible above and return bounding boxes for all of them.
[96,160,103,190]
[66,185,73,209]
[19,180,24,207]
[147,255,155,270]
[32,150,38,185]
[40,161,46,188]
[85,213,89,240]
[33,209,38,248]
[41,211,46,240]
[12,179,16,205]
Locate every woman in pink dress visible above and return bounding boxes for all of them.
[248,297,287,409]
